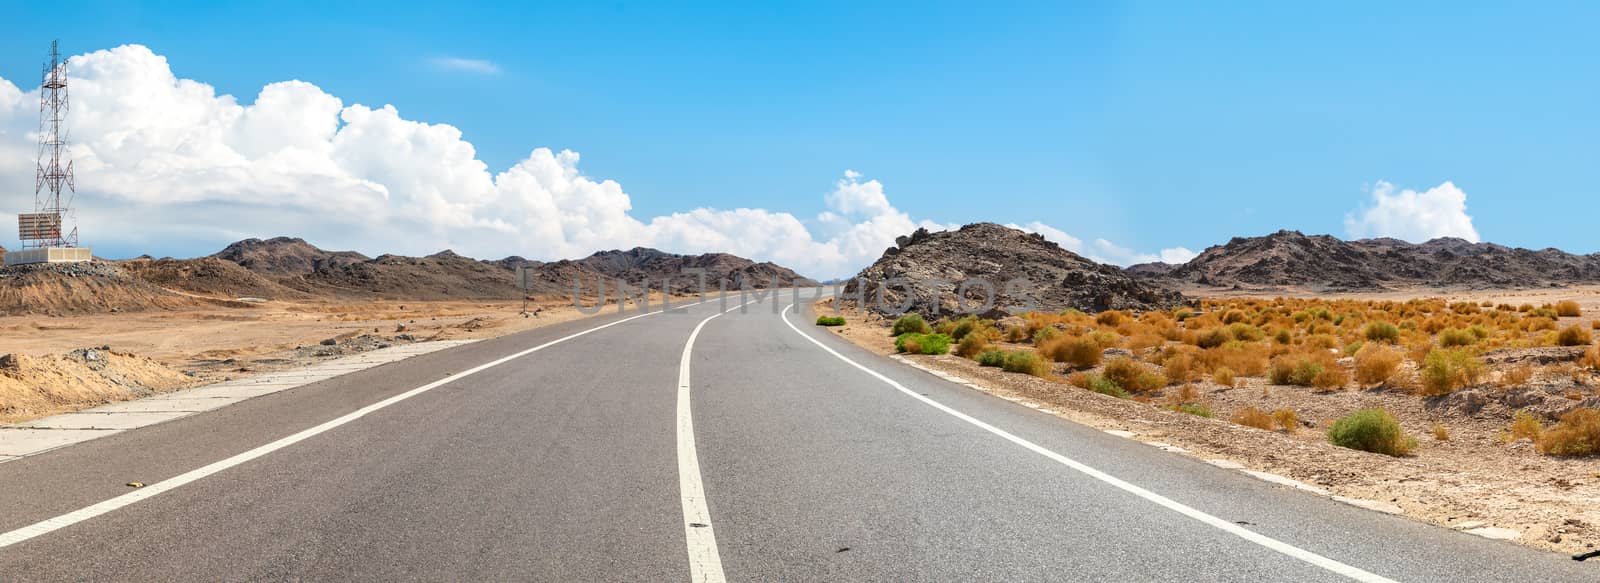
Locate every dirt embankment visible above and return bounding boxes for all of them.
[0,262,207,316]
[0,348,195,423]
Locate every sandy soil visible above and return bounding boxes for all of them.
[813,295,1600,556]
[0,293,683,423]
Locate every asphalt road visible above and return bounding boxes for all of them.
[0,291,1594,581]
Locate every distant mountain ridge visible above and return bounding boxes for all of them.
[198,237,813,300]
[1131,230,1600,290]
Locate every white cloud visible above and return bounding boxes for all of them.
[1006,221,1195,266]
[1344,180,1480,243]
[0,44,1186,276]
[427,57,501,75]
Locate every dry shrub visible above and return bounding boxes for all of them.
[1086,329,1121,349]
[1537,408,1600,457]
[1232,406,1275,430]
[1419,349,1484,396]
[1364,321,1400,342]
[1432,424,1450,441]
[1273,409,1299,433]
[1438,328,1476,348]
[1195,328,1230,349]
[955,333,990,359]
[1212,367,1237,387]
[1557,324,1592,347]
[1095,310,1127,327]
[1103,357,1168,393]
[1498,365,1534,389]
[1227,323,1265,342]
[1268,352,1341,388]
[1162,352,1197,383]
[1196,341,1268,375]
[1556,300,1583,318]
[1041,336,1101,368]
[1303,334,1339,351]
[1524,317,1557,332]
[1580,346,1600,371]
[1313,365,1350,390]
[1353,344,1403,386]
[1507,410,1544,442]
[1592,320,1600,330]
[1221,309,1248,324]
[1163,383,1203,410]
[1127,332,1166,352]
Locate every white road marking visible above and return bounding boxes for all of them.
[0,299,714,550]
[674,301,745,583]
[779,304,1399,583]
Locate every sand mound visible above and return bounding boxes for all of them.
[0,262,203,316]
[0,348,196,423]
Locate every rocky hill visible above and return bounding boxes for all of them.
[1148,230,1600,291]
[124,256,316,300]
[847,223,1186,317]
[572,247,814,294]
[300,250,526,300]
[204,238,812,300]
[211,237,369,276]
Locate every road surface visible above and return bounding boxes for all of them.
[0,291,1592,581]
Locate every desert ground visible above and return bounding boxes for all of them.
[818,286,1600,556]
[0,294,681,424]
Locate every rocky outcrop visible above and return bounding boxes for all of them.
[211,237,369,276]
[571,247,814,294]
[1149,230,1600,291]
[847,223,1186,317]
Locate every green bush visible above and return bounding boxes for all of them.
[894,333,951,355]
[1175,403,1213,418]
[948,315,990,341]
[891,314,932,336]
[1419,349,1483,395]
[1001,351,1049,377]
[1081,373,1129,398]
[815,315,846,326]
[1031,326,1061,346]
[1268,356,1324,386]
[1363,321,1400,342]
[1103,357,1167,393]
[1327,409,1416,456]
[977,350,1008,367]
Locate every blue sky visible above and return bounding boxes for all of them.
[2,1,1598,274]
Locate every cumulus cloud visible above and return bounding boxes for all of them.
[427,57,501,75]
[1344,180,1480,243]
[0,44,1184,277]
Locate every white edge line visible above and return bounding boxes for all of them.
[0,299,716,550]
[778,303,1398,583]
[675,301,745,583]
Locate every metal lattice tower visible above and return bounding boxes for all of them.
[28,39,77,249]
